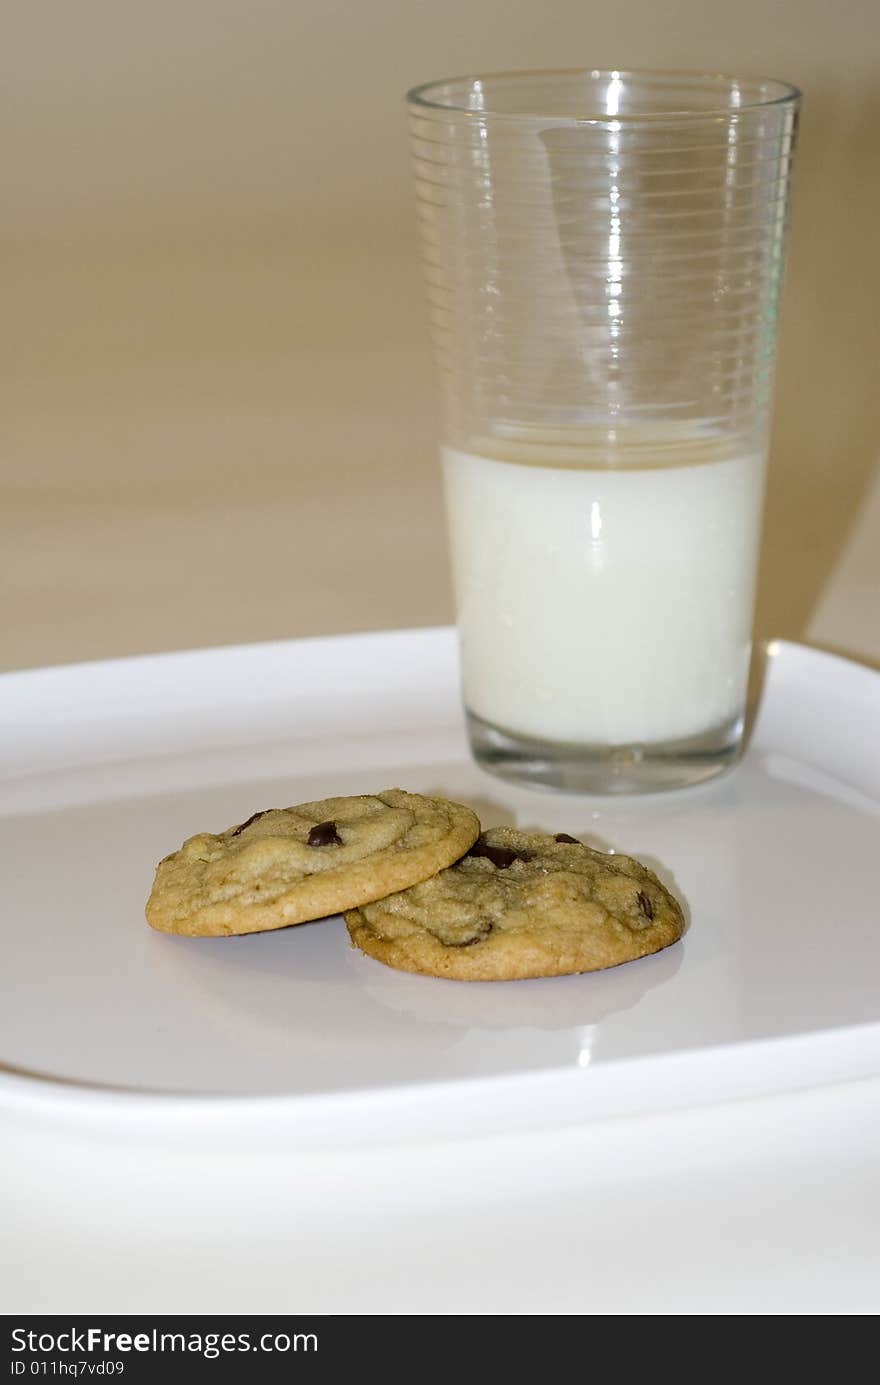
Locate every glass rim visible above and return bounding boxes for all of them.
[406,67,802,123]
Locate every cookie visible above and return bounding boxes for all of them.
[345,827,684,981]
[146,789,480,938]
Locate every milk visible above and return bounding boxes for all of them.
[442,427,766,746]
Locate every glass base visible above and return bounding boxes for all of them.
[466,709,745,795]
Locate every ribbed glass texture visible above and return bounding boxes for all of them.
[408,71,800,791]
[408,70,800,452]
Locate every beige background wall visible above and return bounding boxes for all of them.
[4,0,879,671]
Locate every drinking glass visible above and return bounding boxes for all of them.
[407,69,800,792]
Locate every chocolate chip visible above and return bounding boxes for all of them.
[637,890,654,920]
[230,810,270,837]
[468,840,523,870]
[308,820,342,847]
[554,833,581,845]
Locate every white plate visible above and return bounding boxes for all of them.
[1,628,878,1150]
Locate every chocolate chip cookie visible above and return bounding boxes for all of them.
[345,828,684,980]
[146,789,480,937]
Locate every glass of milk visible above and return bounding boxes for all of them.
[408,70,800,792]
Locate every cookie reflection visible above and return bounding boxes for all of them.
[347,937,683,1033]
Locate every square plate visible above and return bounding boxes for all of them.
[2,628,878,1150]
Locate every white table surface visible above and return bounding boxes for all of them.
[4,1075,878,1315]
